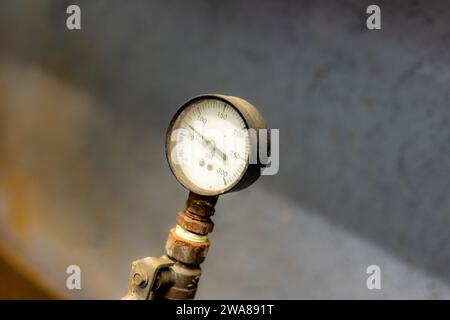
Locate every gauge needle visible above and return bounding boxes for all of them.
[185,122,206,142]
[184,122,228,161]
[212,146,228,162]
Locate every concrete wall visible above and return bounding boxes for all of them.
[0,0,449,297]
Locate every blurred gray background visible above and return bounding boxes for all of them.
[0,0,449,299]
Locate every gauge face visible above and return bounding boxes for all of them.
[166,97,250,196]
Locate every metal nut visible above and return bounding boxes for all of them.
[165,228,209,265]
[185,192,218,217]
[176,211,214,235]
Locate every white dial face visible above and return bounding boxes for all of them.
[167,98,250,195]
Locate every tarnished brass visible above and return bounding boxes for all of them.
[123,192,217,300]
[122,256,174,300]
[176,211,214,235]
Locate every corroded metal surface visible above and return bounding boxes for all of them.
[176,211,214,235]
[165,227,209,265]
[124,192,216,300]
[123,256,174,300]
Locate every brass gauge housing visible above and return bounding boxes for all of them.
[166,94,269,196]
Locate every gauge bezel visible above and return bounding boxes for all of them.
[165,94,269,196]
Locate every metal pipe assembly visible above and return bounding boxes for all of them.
[123,94,269,300]
[123,192,217,300]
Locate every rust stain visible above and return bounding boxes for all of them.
[0,244,60,299]
[4,173,31,233]
[0,85,31,233]
[0,62,95,236]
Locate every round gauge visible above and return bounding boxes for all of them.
[166,94,269,196]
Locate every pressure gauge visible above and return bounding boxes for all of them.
[166,94,269,196]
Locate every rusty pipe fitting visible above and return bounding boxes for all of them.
[165,226,209,265]
[176,210,214,235]
[158,262,202,300]
[185,192,218,217]
[124,192,218,300]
